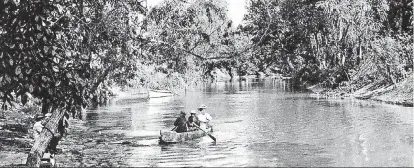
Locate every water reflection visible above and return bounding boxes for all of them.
[205,78,295,93]
[61,78,413,167]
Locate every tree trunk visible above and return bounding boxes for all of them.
[401,0,411,33]
[286,56,295,70]
[26,109,65,167]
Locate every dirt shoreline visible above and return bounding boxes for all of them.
[350,73,413,107]
[310,73,413,107]
[0,106,37,166]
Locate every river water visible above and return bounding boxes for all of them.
[57,78,413,167]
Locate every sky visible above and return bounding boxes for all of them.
[146,0,247,26]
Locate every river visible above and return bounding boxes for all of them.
[56,78,413,167]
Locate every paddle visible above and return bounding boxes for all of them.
[171,126,177,131]
[194,124,216,142]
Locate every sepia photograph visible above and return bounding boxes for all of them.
[0,0,412,167]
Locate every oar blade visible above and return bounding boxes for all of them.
[194,125,216,142]
[208,134,216,142]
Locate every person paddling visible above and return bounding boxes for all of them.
[196,104,212,131]
[173,111,188,133]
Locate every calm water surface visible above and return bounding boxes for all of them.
[59,79,413,167]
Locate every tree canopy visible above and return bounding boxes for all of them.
[0,0,412,166]
[141,0,234,71]
[238,0,412,88]
[1,0,146,165]
[0,0,146,113]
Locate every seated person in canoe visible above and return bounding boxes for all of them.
[173,111,188,133]
[187,110,199,131]
[196,104,212,130]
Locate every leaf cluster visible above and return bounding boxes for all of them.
[0,0,145,115]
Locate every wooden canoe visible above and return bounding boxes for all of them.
[281,76,292,80]
[148,89,175,98]
[159,128,213,144]
[307,83,328,94]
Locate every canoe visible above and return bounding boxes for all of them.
[307,83,327,93]
[159,128,213,144]
[281,76,292,80]
[148,89,174,98]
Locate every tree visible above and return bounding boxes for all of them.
[238,0,412,89]
[385,0,413,34]
[0,0,146,166]
[141,0,234,78]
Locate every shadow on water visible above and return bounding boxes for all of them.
[57,78,413,167]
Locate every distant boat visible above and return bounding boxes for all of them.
[159,127,213,144]
[281,76,292,80]
[307,83,327,93]
[110,89,149,101]
[148,89,175,98]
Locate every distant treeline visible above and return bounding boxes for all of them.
[139,0,413,91]
[236,0,412,90]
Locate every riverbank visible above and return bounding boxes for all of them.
[351,73,413,107]
[54,119,132,167]
[0,103,39,166]
[0,101,132,167]
[312,73,413,107]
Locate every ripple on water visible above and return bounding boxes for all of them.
[58,81,413,167]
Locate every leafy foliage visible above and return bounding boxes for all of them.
[141,0,234,76]
[239,0,413,88]
[0,0,145,114]
[1,0,148,165]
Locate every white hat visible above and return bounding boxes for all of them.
[198,104,207,109]
[190,110,196,114]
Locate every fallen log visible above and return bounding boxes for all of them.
[26,110,65,167]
